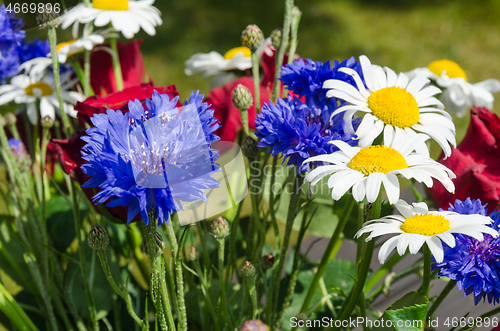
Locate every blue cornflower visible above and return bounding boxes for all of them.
[0,5,25,46]
[255,96,359,172]
[81,90,221,226]
[279,57,363,108]
[434,198,500,305]
[17,38,50,63]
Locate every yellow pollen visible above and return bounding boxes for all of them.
[223,46,251,60]
[368,87,420,128]
[348,145,408,176]
[427,59,467,81]
[93,0,129,11]
[56,39,77,52]
[24,82,53,97]
[400,214,450,236]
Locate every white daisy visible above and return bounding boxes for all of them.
[60,0,162,39]
[303,131,455,205]
[406,59,500,118]
[355,199,498,263]
[184,39,274,77]
[323,55,457,157]
[0,72,84,124]
[57,24,116,63]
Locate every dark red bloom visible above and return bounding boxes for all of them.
[51,84,179,222]
[428,106,500,213]
[89,40,145,96]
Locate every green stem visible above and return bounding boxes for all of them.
[251,50,260,113]
[269,156,280,258]
[70,181,98,331]
[48,28,73,137]
[295,195,355,322]
[193,259,219,329]
[96,250,147,329]
[217,238,234,330]
[422,244,432,298]
[272,0,294,102]
[164,219,187,331]
[287,6,301,65]
[83,50,94,97]
[267,174,304,325]
[245,276,258,320]
[240,109,250,136]
[426,280,456,319]
[364,252,403,295]
[109,36,124,91]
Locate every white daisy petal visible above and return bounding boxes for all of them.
[378,236,400,264]
[426,237,444,263]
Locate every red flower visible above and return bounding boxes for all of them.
[206,47,289,144]
[89,40,146,96]
[51,84,180,222]
[428,106,500,213]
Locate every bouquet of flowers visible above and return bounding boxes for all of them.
[1,0,500,330]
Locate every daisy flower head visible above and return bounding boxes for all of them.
[355,199,498,264]
[406,59,500,118]
[303,130,455,204]
[81,90,221,226]
[60,0,162,39]
[0,71,84,124]
[324,55,457,158]
[255,95,360,172]
[434,198,500,305]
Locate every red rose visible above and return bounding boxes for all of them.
[428,106,500,213]
[51,84,180,222]
[89,40,146,96]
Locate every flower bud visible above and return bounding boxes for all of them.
[88,225,109,251]
[270,28,282,49]
[187,247,198,262]
[241,261,257,279]
[232,84,253,111]
[241,24,264,51]
[241,135,259,159]
[261,254,274,270]
[239,319,268,331]
[41,116,54,128]
[4,113,16,126]
[141,232,165,255]
[36,6,60,29]
[211,217,230,239]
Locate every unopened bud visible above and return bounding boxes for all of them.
[261,254,274,270]
[141,232,165,255]
[232,84,253,111]
[187,247,198,262]
[241,135,259,159]
[241,24,264,51]
[241,261,256,279]
[211,217,230,239]
[4,113,16,126]
[270,28,282,49]
[36,6,60,29]
[88,225,109,250]
[41,116,54,128]
[240,319,268,331]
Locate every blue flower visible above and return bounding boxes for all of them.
[279,57,363,108]
[434,198,500,305]
[17,38,50,63]
[0,50,20,83]
[255,96,359,172]
[81,90,221,226]
[0,5,25,46]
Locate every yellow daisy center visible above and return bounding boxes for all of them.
[93,0,129,11]
[400,214,450,236]
[368,86,420,128]
[427,59,467,81]
[25,82,53,97]
[56,39,77,52]
[223,46,251,60]
[348,145,408,176]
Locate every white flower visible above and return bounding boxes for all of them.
[60,0,162,39]
[323,55,456,158]
[0,72,84,124]
[57,25,116,63]
[406,59,500,118]
[184,39,274,77]
[303,131,455,204]
[355,199,498,263]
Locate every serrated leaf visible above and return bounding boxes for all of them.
[374,291,428,331]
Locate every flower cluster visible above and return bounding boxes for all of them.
[81,90,221,225]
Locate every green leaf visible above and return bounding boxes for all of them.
[373,291,429,331]
[0,282,39,331]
